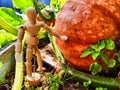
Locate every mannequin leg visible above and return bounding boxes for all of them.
[25,45,42,86]
[26,45,33,77]
[35,46,45,71]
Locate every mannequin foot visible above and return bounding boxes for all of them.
[36,67,46,72]
[25,72,41,86]
[26,75,34,81]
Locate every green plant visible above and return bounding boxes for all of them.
[24,81,42,90]
[50,0,66,12]
[49,35,65,63]
[0,0,52,48]
[0,30,16,48]
[95,87,108,90]
[67,67,120,90]
[90,62,102,75]
[0,62,3,68]
[0,7,23,47]
[0,7,24,26]
[33,0,56,21]
[12,0,34,13]
[0,62,8,83]
[80,38,116,75]
[0,17,18,36]
[115,50,120,62]
[75,82,80,87]
[46,73,64,90]
[83,80,92,88]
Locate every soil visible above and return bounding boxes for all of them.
[0,84,11,90]
[59,80,87,90]
[0,72,15,90]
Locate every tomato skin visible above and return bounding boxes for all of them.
[56,39,95,71]
[55,0,120,71]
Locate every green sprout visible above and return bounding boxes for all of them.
[46,73,64,90]
[80,38,117,75]
[83,80,92,88]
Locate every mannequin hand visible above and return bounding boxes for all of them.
[15,52,22,62]
[60,36,68,41]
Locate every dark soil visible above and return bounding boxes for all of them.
[0,72,15,90]
[59,80,87,90]
[0,84,11,90]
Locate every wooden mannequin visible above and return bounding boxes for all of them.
[15,7,68,86]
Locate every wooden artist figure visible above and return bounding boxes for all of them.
[15,7,68,85]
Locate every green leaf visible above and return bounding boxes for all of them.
[0,30,16,48]
[35,87,42,90]
[100,52,109,65]
[50,83,58,90]
[38,29,48,39]
[97,40,105,51]
[80,48,92,58]
[75,82,80,87]
[83,80,92,87]
[92,51,100,60]
[0,62,3,68]
[12,0,34,13]
[90,44,98,50]
[50,0,66,11]
[90,62,102,75]
[0,77,8,83]
[105,38,115,50]
[108,59,116,68]
[115,50,120,62]
[0,7,24,28]
[95,87,108,90]
[1,8,23,22]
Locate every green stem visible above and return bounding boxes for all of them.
[33,0,55,21]
[66,67,120,90]
[49,35,65,63]
[12,53,24,90]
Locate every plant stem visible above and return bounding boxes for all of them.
[12,52,24,90]
[33,0,55,21]
[49,35,65,64]
[66,66,120,90]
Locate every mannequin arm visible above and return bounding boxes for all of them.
[15,26,25,53]
[15,25,26,62]
[40,22,68,41]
